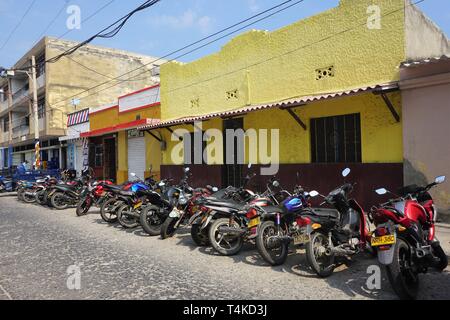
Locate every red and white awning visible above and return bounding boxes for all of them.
[67,109,89,127]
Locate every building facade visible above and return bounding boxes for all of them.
[400,55,450,219]
[83,85,161,183]
[0,37,161,170]
[140,0,449,209]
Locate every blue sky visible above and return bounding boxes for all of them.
[0,0,449,67]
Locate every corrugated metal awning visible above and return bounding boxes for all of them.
[401,55,450,68]
[138,82,399,130]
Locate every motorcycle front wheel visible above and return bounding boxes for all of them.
[140,205,166,236]
[76,197,91,216]
[191,223,210,247]
[35,190,48,205]
[100,198,120,223]
[23,191,37,204]
[305,231,335,278]
[208,218,244,256]
[50,192,69,210]
[256,220,289,266]
[386,238,419,300]
[117,204,140,229]
[160,217,179,239]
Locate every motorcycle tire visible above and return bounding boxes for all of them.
[160,217,178,239]
[100,198,120,223]
[140,205,166,236]
[208,218,244,256]
[117,204,140,229]
[35,190,47,205]
[432,243,448,271]
[191,223,210,247]
[386,238,419,300]
[50,192,69,210]
[22,191,37,204]
[256,220,288,266]
[305,231,335,278]
[76,198,91,217]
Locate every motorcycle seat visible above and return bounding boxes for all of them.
[119,190,134,197]
[204,200,244,210]
[308,208,340,218]
[262,205,283,214]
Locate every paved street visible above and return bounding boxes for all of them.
[0,195,449,300]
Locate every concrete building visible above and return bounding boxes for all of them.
[400,55,450,220]
[140,0,449,210]
[0,36,160,170]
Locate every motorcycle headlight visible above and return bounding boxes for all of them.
[178,197,188,205]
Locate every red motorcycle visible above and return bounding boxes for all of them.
[76,179,114,216]
[369,175,448,299]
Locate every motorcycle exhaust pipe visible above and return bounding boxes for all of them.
[325,247,355,257]
[218,226,246,235]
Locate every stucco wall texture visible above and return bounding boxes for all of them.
[161,0,407,121]
[45,37,160,132]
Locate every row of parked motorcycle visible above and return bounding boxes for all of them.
[13,165,448,300]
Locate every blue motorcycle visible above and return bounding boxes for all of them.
[0,176,15,193]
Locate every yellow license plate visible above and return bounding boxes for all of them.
[133,202,143,210]
[248,217,260,229]
[371,235,396,247]
[294,233,309,245]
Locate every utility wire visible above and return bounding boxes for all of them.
[36,0,72,41]
[53,0,116,41]
[46,0,161,64]
[65,0,424,104]
[0,0,37,51]
[44,0,305,109]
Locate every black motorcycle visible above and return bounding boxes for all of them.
[48,177,89,210]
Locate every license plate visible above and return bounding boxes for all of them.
[169,209,180,218]
[248,217,260,229]
[371,235,396,247]
[293,233,309,245]
[133,202,143,210]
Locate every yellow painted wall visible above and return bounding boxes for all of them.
[89,105,162,184]
[160,0,406,121]
[160,93,403,165]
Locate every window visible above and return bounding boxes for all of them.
[1,86,8,102]
[36,53,46,78]
[38,97,45,119]
[3,119,9,132]
[94,145,103,167]
[310,113,361,163]
[184,132,207,165]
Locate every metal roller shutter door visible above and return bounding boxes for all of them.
[127,137,146,181]
[75,145,83,176]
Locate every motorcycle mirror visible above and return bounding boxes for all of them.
[309,190,319,198]
[272,180,280,188]
[375,188,388,195]
[435,176,446,184]
[342,168,351,178]
[212,187,219,192]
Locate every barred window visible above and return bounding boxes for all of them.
[310,113,361,163]
[38,97,45,119]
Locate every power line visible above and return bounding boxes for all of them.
[46,0,162,64]
[0,0,37,51]
[44,0,305,109]
[53,0,116,41]
[36,0,72,41]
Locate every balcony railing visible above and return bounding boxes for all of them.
[1,131,10,143]
[0,99,8,112]
[37,73,45,89]
[12,86,29,105]
[12,124,30,139]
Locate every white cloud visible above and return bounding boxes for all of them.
[248,0,260,13]
[150,9,213,34]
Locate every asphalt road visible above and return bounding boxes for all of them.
[0,195,449,300]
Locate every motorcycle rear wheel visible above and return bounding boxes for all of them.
[100,198,120,223]
[23,191,37,203]
[386,238,419,300]
[305,231,335,278]
[50,192,69,210]
[35,190,48,205]
[117,204,140,229]
[256,220,288,266]
[208,218,244,256]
